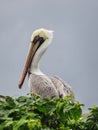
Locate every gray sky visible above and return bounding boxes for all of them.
[0,0,98,111]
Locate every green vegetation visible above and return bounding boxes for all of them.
[0,94,98,130]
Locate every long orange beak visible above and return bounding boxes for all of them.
[18,41,40,88]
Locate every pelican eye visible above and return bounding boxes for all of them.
[33,35,40,44]
[39,37,45,44]
[32,35,45,45]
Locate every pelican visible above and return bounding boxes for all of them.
[18,28,74,98]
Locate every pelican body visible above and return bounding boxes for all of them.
[19,28,74,98]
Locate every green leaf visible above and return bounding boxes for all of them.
[28,119,41,129]
[70,107,82,121]
[13,117,27,130]
[0,119,13,130]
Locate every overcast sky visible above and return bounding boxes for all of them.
[0,0,98,111]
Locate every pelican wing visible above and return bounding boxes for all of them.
[28,74,59,98]
[50,76,74,98]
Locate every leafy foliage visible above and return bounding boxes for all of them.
[84,106,98,130]
[0,94,98,130]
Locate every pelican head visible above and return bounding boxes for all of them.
[19,28,54,88]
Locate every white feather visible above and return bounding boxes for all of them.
[30,29,53,75]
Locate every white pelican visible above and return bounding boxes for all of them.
[18,28,74,98]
